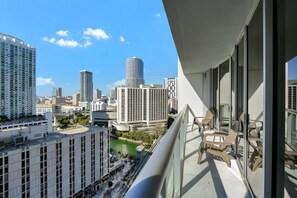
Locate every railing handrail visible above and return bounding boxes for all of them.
[124,105,190,198]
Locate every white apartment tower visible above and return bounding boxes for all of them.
[0,126,109,198]
[0,34,36,119]
[163,78,178,99]
[72,93,80,106]
[117,87,168,125]
[164,78,178,112]
[80,70,93,102]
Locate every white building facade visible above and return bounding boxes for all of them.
[91,100,107,112]
[163,78,178,112]
[117,87,168,126]
[0,34,36,119]
[0,127,109,198]
[72,93,80,106]
[288,84,297,111]
[93,89,102,101]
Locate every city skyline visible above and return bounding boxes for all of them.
[0,0,178,96]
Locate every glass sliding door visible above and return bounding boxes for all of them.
[231,53,236,130]
[219,60,230,132]
[213,68,219,129]
[237,38,244,168]
[246,1,264,196]
[284,0,297,196]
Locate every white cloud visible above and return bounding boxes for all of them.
[56,38,82,48]
[83,37,92,48]
[155,13,161,18]
[83,28,110,40]
[119,36,125,43]
[42,37,56,43]
[114,79,126,87]
[36,77,55,86]
[42,36,82,48]
[56,30,69,37]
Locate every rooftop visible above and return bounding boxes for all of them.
[0,33,34,48]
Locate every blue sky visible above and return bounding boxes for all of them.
[0,0,178,96]
[288,56,297,80]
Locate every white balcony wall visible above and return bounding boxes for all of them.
[178,59,212,119]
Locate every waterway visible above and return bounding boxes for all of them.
[110,138,139,157]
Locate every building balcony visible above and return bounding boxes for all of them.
[125,105,297,197]
[125,105,250,197]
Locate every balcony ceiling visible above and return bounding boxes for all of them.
[163,0,255,74]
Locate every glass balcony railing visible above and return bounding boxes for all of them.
[125,105,193,198]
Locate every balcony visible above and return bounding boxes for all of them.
[125,105,250,197]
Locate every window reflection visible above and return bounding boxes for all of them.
[246,1,264,196]
[219,60,230,132]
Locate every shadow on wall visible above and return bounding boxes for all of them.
[185,71,213,112]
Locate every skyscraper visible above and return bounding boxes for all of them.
[125,57,144,88]
[110,87,117,100]
[93,88,102,101]
[80,70,93,102]
[0,34,36,119]
[52,87,62,98]
[164,78,178,112]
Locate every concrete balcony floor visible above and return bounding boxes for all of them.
[182,125,251,198]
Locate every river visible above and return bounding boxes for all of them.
[110,138,140,157]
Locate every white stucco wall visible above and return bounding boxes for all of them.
[178,59,206,119]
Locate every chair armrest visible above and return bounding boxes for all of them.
[203,133,228,144]
[204,141,226,148]
[248,137,262,141]
[205,133,227,138]
[203,133,226,142]
[204,140,225,145]
[285,150,297,156]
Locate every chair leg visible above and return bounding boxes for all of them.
[207,149,231,167]
[220,152,231,167]
[198,148,204,164]
[252,157,262,172]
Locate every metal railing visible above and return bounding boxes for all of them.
[125,105,192,198]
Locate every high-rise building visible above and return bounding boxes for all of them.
[93,89,102,101]
[80,70,93,102]
[52,87,62,98]
[288,83,297,111]
[164,78,178,112]
[117,86,168,126]
[73,93,80,106]
[0,34,36,119]
[164,78,178,99]
[110,87,117,100]
[125,57,144,88]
